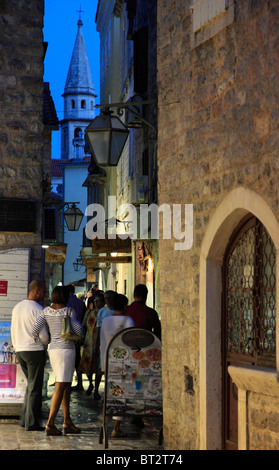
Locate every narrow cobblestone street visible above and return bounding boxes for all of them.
[0,361,163,451]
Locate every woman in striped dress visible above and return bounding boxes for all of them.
[32,285,83,436]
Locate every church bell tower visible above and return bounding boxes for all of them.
[60,16,96,160]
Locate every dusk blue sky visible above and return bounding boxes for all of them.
[43,0,100,159]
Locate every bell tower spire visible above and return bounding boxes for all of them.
[77,4,84,23]
[61,15,96,160]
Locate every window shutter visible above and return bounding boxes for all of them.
[133,26,148,93]
[43,207,58,241]
[192,0,227,32]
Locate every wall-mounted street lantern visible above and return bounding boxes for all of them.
[85,99,156,168]
[63,202,84,231]
[85,108,129,167]
[73,257,82,271]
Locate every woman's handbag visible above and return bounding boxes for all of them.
[61,310,83,341]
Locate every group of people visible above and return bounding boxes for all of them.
[11,280,161,438]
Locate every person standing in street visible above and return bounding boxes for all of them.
[125,284,161,339]
[125,284,161,428]
[67,284,86,391]
[11,280,49,431]
[67,284,85,323]
[32,285,84,436]
[100,294,134,437]
[96,290,116,326]
[93,290,116,400]
[78,292,105,398]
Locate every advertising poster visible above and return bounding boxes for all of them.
[0,320,26,403]
[105,328,162,417]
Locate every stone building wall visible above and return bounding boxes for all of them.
[0,0,45,279]
[157,0,279,449]
[248,393,279,450]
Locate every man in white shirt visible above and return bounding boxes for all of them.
[11,280,49,431]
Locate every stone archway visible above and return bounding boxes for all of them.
[199,187,279,450]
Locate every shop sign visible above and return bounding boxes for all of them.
[92,236,131,254]
[45,244,67,264]
[0,281,8,297]
[87,268,97,283]
[83,256,132,266]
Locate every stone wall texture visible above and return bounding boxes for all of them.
[0,0,45,278]
[248,393,279,450]
[157,0,279,449]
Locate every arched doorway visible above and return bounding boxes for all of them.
[199,187,279,450]
[222,215,276,450]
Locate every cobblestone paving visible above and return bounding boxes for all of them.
[0,364,163,451]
